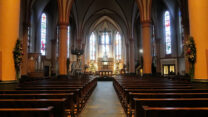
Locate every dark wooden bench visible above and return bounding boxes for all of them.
[0,90,81,111]
[0,98,67,117]
[0,93,75,109]
[141,106,208,117]
[15,86,90,110]
[134,98,208,117]
[2,76,97,117]
[125,89,208,93]
[128,92,208,112]
[0,106,54,117]
[112,76,208,117]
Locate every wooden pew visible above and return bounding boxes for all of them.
[0,98,67,117]
[0,106,54,117]
[0,93,75,109]
[128,92,208,113]
[122,89,208,111]
[112,76,208,117]
[15,78,97,114]
[134,98,208,117]
[0,76,97,117]
[141,106,208,117]
[0,90,81,111]
[125,88,208,93]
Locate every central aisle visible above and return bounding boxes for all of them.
[79,81,126,117]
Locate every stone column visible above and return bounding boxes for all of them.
[188,0,208,79]
[82,44,85,73]
[141,21,152,74]
[129,39,135,73]
[58,24,68,75]
[57,0,74,76]
[0,0,21,81]
[21,0,34,76]
[183,23,190,74]
[178,0,190,74]
[155,38,161,73]
[21,24,29,75]
[51,39,57,75]
[136,0,152,75]
[126,43,130,72]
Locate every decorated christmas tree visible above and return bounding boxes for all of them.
[89,61,96,74]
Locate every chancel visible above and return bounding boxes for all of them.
[0,0,208,117]
[87,21,125,76]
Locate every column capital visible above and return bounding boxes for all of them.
[57,0,74,25]
[141,20,152,28]
[58,23,68,29]
[136,0,152,25]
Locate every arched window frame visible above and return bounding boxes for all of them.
[115,32,122,60]
[101,31,111,57]
[40,13,47,56]
[164,11,172,55]
[90,32,96,60]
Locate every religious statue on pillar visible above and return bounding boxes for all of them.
[71,47,84,75]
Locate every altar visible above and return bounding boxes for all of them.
[97,57,114,76]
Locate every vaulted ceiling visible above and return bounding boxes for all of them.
[28,0,181,43]
[71,0,139,42]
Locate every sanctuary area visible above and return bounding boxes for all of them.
[0,0,208,117]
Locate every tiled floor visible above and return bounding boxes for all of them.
[79,81,126,117]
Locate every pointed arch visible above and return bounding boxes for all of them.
[40,13,47,55]
[164,11,172,54]
[115,32,122,60]
[89,32,96,60]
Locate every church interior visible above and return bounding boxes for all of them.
[0,0,208,117]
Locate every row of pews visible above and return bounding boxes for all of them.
[0,76,97,117]
[113,75,208,117]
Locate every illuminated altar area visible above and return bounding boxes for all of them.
[85,19,126,75]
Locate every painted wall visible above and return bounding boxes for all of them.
[0,0,20,81]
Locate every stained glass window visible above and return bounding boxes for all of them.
[28,27,31,52]
[115,32,121,60]
[67,26,70,58]
[41,13,47,55]
[101,32,110,45]
[101,32,110,57]
[90,32,96,60]
[164,11,172,54]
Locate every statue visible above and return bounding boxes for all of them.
[71,56,82,75]
[70,47,84,76]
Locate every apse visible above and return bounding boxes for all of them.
[85,16,126,75]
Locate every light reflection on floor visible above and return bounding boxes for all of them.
[79,81,126,117]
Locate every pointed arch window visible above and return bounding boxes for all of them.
[90,32,96,60]
[164,11,172,54]
[115,32,122,60]
[101,32,110,57]
[40,13,47,55]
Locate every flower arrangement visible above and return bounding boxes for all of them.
[184,36,196,64]
[184,36,196,78]
[13,39,24,79]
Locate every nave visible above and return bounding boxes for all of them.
[1,76,208,117]
[79,81,125,117]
